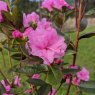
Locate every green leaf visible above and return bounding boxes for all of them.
[46,65,63,85]
[80,18,88,32]
[62,68,80,75]
[79,81,95,94]
[14,64,48,75]
[12,6,23,28]
[11,52,26,60]
[86,8,95,16]
[2,11,13,22]
[27,79,46,86]
[37,84,52,95]
[79,32,95,40]
[66,50,76,55]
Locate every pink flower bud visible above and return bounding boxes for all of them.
[14,76,21,87]
[48,88,56,95]
[12,30,23,39]
[32,74,40,79]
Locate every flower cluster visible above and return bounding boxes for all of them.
[66,66,90,86]
[41,0,73,12]
[1,76,21,95]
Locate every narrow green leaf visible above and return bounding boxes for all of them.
[11,52,26,60]
[62,68,80,75]
[37,84,52,95]
[79,81,95,94]
[79,32,95,40]
[66,50,76,55]
[27,79,46,86]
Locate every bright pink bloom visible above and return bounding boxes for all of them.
[72,77,80,86]
[28,26,67,65]
[41,0,54,12]
[23,12,39,28]
[77,68,89,81]
[48,88,56,95]
[0,1,8,22]
[23,27,33,37]
[14,76,21,87]
[1,80,11,92]
[32,74,40,79]
[53,0,73,10]
[12,30,23,39]
[41,0,73,12]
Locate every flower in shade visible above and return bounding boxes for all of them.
[1,80,11,92]
[3,94,14,95]
[32,74,40,79]
[48,88,56,95]
[54,58,63,64]
[27,25,67,65]
[41,0,73,12]
[14,76,21,87]
[23,12,39,28]
[24,89,32,94]
[77,68,89,81]
[0,1,8,22]
[12,30,23,39]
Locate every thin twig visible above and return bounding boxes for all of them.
[1,50,6,67]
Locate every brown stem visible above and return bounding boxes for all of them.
[1,50,6,67]
[66,77,72,95]
[81,0,88,19]
[66,0,83,95]
[73,0,83,66]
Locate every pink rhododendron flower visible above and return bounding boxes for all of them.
[1,80,11,92]
[12,30,23,39]
[14,76,21,87]
[41,0,73,12]
[77,68,89,81]
[72,77,80,86]
[41,0,54,12]
[28,25,67,65]
[53,0,73,10]
[0,1,8,22]
[48,88,56,95]
[23,27,33,37]
[23,12,39,28]
[32,74,40,79]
